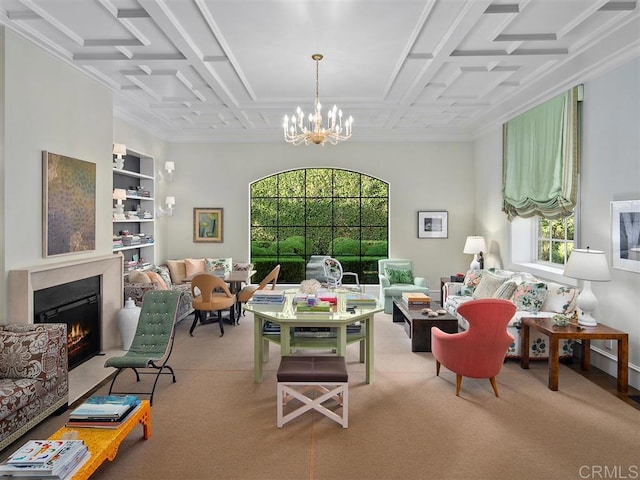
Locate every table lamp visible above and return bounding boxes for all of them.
[113,188,127,215]
[463,236,487,270]
[563,247,611,327]
[113,143,127,169]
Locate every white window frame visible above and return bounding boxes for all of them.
[510,217,573,284]
[535,215,574,267]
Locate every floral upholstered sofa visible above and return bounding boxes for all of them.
[0,324,68,451]
[124,258,253,322]
[443,268,578,359]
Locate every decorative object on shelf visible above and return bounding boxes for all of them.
[117,297,141,350]
[417,211,448,239]
[159,161,175,182]
[113,188,127,219]
[463,235,487,270]
[157,196,175,217]
[283,53,353,146]
[193,207,223,242]
[563,247,611,327]
[610,199,640,273]
[43,151,96,257]
[113,143,127,169]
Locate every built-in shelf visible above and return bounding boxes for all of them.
[113,149,156,275]
[113,244,155,252]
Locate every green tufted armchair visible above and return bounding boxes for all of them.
[378,259,430,314]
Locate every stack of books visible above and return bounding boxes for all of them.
[250,290,285,304]
[401,292,431,309]
[296,301,332,313]
[346,293,378,308]
[0,439,90,479]
[66,394,140,429]
[249,290,286,311]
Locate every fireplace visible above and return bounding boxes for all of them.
[34,276,101,370]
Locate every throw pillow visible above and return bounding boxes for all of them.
[205,257,232,274]
[146,271,168,290]
[0,330,52,381]
[128,270,151,283]
[385,267,413,284]
[461,269,483,295]
[152,265,172,288]
[185,258,206,278]
[493,281,517,300]
[542,283,578,314]
[232,262,254,271]
[166,259,187,284]
[512,282,548,312]
[472,270,507,299]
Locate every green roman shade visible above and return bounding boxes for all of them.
[502,87,580,220]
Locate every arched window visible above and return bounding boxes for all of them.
[250,168,389,284]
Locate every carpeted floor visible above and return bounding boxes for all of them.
[5,312,640,480]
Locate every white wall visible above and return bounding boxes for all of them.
[162,141,475,293]
[1,29,113,318]
[472,57,640,388]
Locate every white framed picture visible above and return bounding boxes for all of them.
[611,200,640,273]
[418,211,448,238]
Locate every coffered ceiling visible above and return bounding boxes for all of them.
[0,0,638,143]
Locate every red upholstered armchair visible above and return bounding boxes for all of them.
[431,298,516,397]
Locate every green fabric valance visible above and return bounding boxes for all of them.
[502,87,579,220]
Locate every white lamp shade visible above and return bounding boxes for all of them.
[113,143,127,157]
[112,188,127,201]
[165,161,175,172]
[165,196,176,206]
[563,248,611,282]
[463,236,487,254]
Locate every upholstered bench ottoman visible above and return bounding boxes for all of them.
[276,356,349,428]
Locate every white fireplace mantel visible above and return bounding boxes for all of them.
[8,254,124,351]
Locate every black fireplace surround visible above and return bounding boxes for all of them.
[33,275,101,369]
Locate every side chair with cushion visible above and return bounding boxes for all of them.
[237,264,280,316]
[190,273,237,336]
[431,298,516,397]
[378,258,430,314]
[105,290,181,405]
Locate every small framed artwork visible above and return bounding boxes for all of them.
[194,207,223,243]
[611,200,640,273]
[418,211,448,238]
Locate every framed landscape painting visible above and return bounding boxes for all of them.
[194,207,223,243]
[418,210,448,238]
[611,200,640,273]
[42,151,96,257]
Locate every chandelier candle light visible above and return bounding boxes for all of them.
[283,54,353,146]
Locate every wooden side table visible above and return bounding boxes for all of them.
[440,276,463,305]
[520,318,628,392]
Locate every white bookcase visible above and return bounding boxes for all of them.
[112,148,156,275]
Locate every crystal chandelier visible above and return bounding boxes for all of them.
[283,54,353,146]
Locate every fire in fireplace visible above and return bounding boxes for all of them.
[34,276,101,370]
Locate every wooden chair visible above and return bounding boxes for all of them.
[237,264,280,316]
[431,298,516,397]
[104,290,181,405]
[189,273,236,337]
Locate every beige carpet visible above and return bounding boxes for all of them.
[7,312,640,480]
